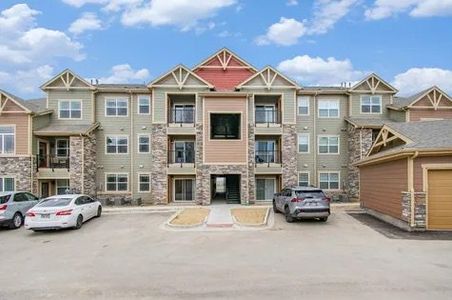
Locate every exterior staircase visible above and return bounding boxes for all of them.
[226,176,240,204]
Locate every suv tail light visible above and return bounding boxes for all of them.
[291,198,304,203]
[26,211,36,217]
[0,204,7,211]
[323,197,331,203]
[56,209,73,216]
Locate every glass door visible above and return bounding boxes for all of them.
[255,141,276,163]
[256,178,276,201]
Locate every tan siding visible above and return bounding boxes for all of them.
[388,109,406,122]
[47,89,93,125]
[409,109,452,121]
[360,159,407,220]
[0,114,29,155]
[4,100,25,112]
[204,98,247,164]
[413,156,452,191]
[350,93,391,118]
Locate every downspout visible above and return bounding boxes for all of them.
[80,133,85,194]
[409,151,419,227]
[313,92,318,186]
[129,90,134,201]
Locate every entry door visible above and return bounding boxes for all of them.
[38,141,48,168]
[428,170,452,230]
[256,178,276,201]
[41,182,50,198]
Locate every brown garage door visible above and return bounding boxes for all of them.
[428,170,452,230]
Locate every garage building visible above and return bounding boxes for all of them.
[356,120,452,231]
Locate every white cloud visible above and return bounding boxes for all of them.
[63,0,142,11]
[365,0,452,20]
[256,17,307,46]
[286,0,298,6]
[277,55,365,86]
[99,64,150,84]
[393,68,452,95]
[256,0,358,46]
[0,4,84,96]
[69,12,103,35]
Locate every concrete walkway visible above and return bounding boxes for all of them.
[206,205,234,228]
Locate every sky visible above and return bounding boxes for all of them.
[0,0,452,98]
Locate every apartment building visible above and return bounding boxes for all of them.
[1,48,451,205]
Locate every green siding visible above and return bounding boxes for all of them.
[47,89,93,125]
[350,93,392,118]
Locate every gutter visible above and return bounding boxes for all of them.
[409,151,419,227]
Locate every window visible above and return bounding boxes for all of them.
[56,139,69,157]
[255,140,276,163]
[106,136,128,154]
[319,172,340,190]
[0,126,15,154]
[174,179,195,202]
[138,174,150,192]
[361,95,382,114]
[298,172,310,187]
[106,98,128,116]
[255,105,276,123]
[138,95,150,115]
[59,100,81,119]
[256,178,276,201]
[318,100,339,118]
[173,104,195,123]
[56,179,70,195]
[297,96,310,115]
[210,114,240,139]
[138,135,150,153]
[0,177,15,192]
[318,136,339,154]
[173,141,195,163]
[297,134,309,153]
[106,174,128,192]
[13,193,28,202]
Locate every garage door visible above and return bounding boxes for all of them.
[428,170,452,230]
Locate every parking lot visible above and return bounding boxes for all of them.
[1,208,452,300]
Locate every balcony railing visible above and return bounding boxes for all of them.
[255,109,280,126]
[168,150,195,167]
[255,150,281,166]
[169,107,195,126]
[36,155,70,171]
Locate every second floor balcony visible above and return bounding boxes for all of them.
[37,155,70,171]
[167,142,196,175]
[255,150,281,166]
[255,108,280,126]
[169,106,195,126]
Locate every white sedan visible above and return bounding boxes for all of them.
[25,194,102,231]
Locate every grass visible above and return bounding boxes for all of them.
[170,208,210,226]
[231,208,269,225]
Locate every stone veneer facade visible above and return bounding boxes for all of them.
[347,126,373,201]
[0,157,33,192]
[69,134,97,197]
[150,124,168,204]
[281,125,298,188]
[247,124,256,204]
[401,191,427,230]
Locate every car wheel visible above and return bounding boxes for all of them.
[9,213,23,229]
[75,215,83,229]
[96,206,102,218]
[319,217,328,222]
[272,201,279,213]
[284,206,294,223]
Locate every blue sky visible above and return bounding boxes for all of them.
[1,0,452,98]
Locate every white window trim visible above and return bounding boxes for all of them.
[0,176,15,192]
[137,95,151,115]
[298,172,310,187]
[255,177,277,201]
[0,124,16,155]
[105,97,129,117]
[137,173,151,192]
[317,135,340,155]
[104,173,129,193]
[297,96,310,116]
[137,134,150,154]
[105,135,129,155]
[360,95,382,114]
[55,138,69,158]
[318,171,341,191]
[318,99,340,118]
[297,133,310,154]
[173,177,196,202]
[58,100,83,120]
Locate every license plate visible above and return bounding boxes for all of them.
[41,214,50,219]
[308,202,318,206]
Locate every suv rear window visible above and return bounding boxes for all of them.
[37,198,72,207]
[295,190,325,199]
[0,195,11,204]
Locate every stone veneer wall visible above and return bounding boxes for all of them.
[195,124,204,205]
[68,134,97,197]
[347,126,373,201]
[247,124,256,204]
[0,157,33,192]
[401,191,427,229]
[281,124,298,188]
[69,136,83,194]
[83,133,97,197]
[151,124,168,204]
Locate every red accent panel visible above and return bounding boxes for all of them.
[195,68,254,91]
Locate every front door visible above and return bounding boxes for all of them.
[41,182,50,198]
[38,141,48,168]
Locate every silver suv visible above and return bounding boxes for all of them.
[273,187,330,223]
[0,192,40,229]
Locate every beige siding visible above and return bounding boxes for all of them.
[360,159,407,219]
[203,97,247,164]
[388,109,406,122]
[350,93,392,118]
[0,114,29,155]
[47,89,93,125]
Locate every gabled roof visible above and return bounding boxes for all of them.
[41,69,93,90]
[34,122,100,136]
[350,73,398,94]
[192,47,258,72]
[345,117,394,129]
[236,66,300,90]
[148,64,213,89]
[391,86,452,109]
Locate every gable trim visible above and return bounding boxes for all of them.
[236,66,300,90]
[41,69,93,91]
[408,86,452,110]
[0,91,31,114]
[148,65,213,89]
[350,73,398,94]
[367,125,412,156]
[192,48,258,72]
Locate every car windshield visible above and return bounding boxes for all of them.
[37,198,73,207]
[0,195,11,204]
[295,190,325,199]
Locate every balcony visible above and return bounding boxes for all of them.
[36,155,70,179]
[254,108,282,135]
[167,149,196,175]
[167,94,196,135]
[255,150,282,174]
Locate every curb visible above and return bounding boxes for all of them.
[231,207,271,227]
[165,209,210,229]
